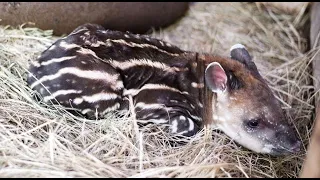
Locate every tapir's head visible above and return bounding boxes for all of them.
[203,44,301,156]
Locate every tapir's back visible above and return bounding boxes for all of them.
[27,23,204,129]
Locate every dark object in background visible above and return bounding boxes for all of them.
[0,2,189,35]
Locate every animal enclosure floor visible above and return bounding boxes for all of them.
[0,2,316,178]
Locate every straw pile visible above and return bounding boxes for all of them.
[0,2,316,178]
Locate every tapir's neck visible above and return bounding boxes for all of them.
[201,83,215,127]
[196,53,245,128]
[194,53,214,127]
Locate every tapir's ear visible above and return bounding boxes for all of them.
[230,43,261,78]
[230,44,252,64]
[205,62,228,93]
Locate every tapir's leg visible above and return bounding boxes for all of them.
[128,85,202,137]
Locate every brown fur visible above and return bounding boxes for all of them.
[198,53,260,125]
[198,53,285,128]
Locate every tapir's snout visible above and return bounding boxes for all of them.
[290,140,302,153]
[270,128,301,156]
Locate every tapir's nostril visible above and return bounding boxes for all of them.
[290,140,301,153]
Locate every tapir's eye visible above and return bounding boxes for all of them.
[247,119,260,128]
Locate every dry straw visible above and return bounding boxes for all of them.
[0,2,316,178]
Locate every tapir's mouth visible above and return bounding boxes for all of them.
[270,147,294,156]
[269,141,301,156]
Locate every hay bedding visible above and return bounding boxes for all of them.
[0,2,315,178]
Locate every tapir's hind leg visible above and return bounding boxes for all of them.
[129,85,201,137]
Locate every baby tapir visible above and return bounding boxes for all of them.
[27,23,301,156]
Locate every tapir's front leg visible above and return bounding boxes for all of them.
[127,84,202,137]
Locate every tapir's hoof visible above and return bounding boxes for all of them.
[0,2,190,35]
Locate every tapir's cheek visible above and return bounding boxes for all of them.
[256,129,276,141]
[243,123,276,141]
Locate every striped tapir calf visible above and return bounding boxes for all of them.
[27,23,301,155]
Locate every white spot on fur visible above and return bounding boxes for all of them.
[48,45,56,51]
[188,118,194,131]
[179,116,186,121]
[170,100,178,103]
[192,62,197,68]
[43,89,82,102]
[171,120,178,133]
[80,36,86,41]
[191,82,204,88]
[73,98,83,105]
